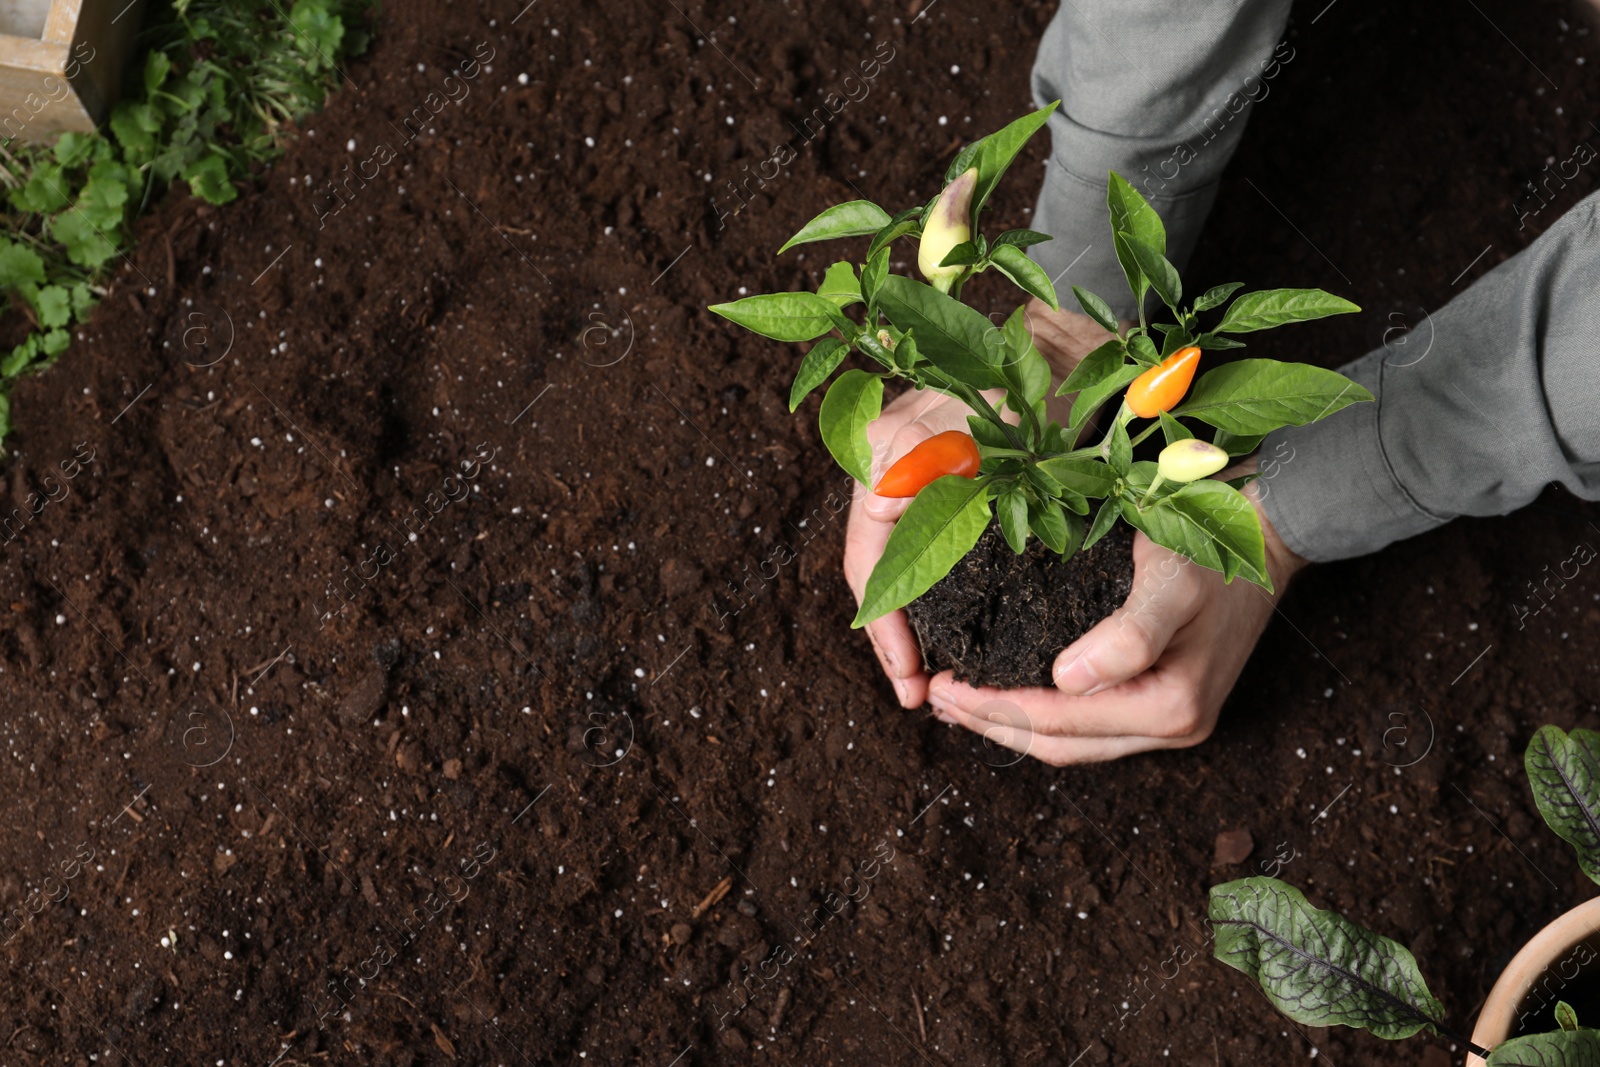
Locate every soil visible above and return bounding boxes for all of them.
[907,522,1134,688]
[0,0,1597,1064]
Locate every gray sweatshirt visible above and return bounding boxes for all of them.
[1028,0,1600,562]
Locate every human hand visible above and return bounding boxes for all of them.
[924,466,1308,764]
[843,301,1122,710]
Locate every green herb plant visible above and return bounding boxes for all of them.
[1211,724,1600,1064]
[709,104,1371,630]
[0,0,369,445]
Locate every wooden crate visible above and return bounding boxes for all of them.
[0,0,144,141]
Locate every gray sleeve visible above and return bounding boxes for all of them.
[1027,0,1295,319]
[1260,191,1600,562]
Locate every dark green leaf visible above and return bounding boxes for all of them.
[1105,418,1132,475]
[1525,725,1600,885]
[1175,359,1374,436]
[998,488,1029,553]
[1127,333,1161,367]
[1082,496,1121,551]
[709,291,842,343]
[1213,429,1267,456]
[968,415,1013,451]
[989,245,1059,310]
[1035,455,1118,498]
[937,240,983,268]
[1072,286,1119,332]
[860,247,889,305]
[1107,171,1165,304]
[994,228,1053,250]
[1160,321,1194,357]
[866,214,921,260]
[853,475,992,627]
[1067,364,1141,440]
[1000,304,1050,408]
[1115,232,1181,313]
[778,200,893,254]
[1209,877,1446,1041]
[818,369,883,485]
[966,102,1059,220]
[1058,339,1126,395]
[1558,1002,1582,1033]
[1158,410,1193,445]
[1196,333,1248,350]
[789,338,850,411]
[1193,281,1244,313]
[1131,481,1269,588]
[1486,1027,1600,1065]
[1214,288,1361,333]
[875,275,1003,388]
[1028,497,1071,554]
[817,261,862,308]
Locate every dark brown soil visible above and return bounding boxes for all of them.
[907,522,1134,688]
[0,0,1596,1064]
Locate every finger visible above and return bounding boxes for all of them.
[845,482,927,701]
[927,668,1208,742]
[1051,536,1207,696]
[862,399,974,521]
[933,704,1166,765]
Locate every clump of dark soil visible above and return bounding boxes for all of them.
[907,522,1134,687]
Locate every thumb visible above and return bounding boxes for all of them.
[1052,540,1203,696]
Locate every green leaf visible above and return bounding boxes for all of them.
[1107,171,1165,304]
[1209,877,1447,1042]
[1193,281,1244,313]
[34,285,71,329]
[853,475,992,627]
[1028,497,1073,555]
[817,261,862,308]
[789,337,850,411]
[1197,333,1248,350]
[51,211,119,269]
[39,328,68,357]
[1000,304,1050,408]
[1175,359,1374,436]
[968,415,1013,452]
[1083,496,1121,551]
[818,369,882,486]
[110,101,163,164]
[860,247,889,306]
[993,228,1052,250]
[1559,1001,1582,1033]
[1159,321,1194,357]
[143,48,172,94]
[865,209,922,260]
[77,160,133,229]
[936,240,983,269]
[778,201,893,254]
[1130,480,1270,588]
[1067,364,1141,440]
[1214,288,1361,333]
[1486,1027,1600,1065]
[1213,429,1267,456]
[1105,418,1132,475]
[1058,339,1126,395]
[1115,232,1181,313]
[966,102,1059,221]
[291,0,347,59]
[997,487,1029,553]
[0,240,46,288]
[1525,725,1600,885]
[1035,455,1118,498]
[1072,286,1119,333]
[1158,410,1193,445]
[12,164,70,215]
[989,245,1059,310]
[53,131,97,168]
[1127,333,1161,367]
[710,292,842,343]
[875,275,1003,388]
[182,152,236,205]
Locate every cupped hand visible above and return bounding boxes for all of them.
[924,470,1308,764]
[842,299,1123,710]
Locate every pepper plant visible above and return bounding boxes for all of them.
[710,104,1372,628]
[1210,724,1600,1064]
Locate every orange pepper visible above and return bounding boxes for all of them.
[873,430,981,498]
[1126,345,1201,418]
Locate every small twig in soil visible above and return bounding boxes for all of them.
[690,876,733,919]
[911,987,926,1044]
